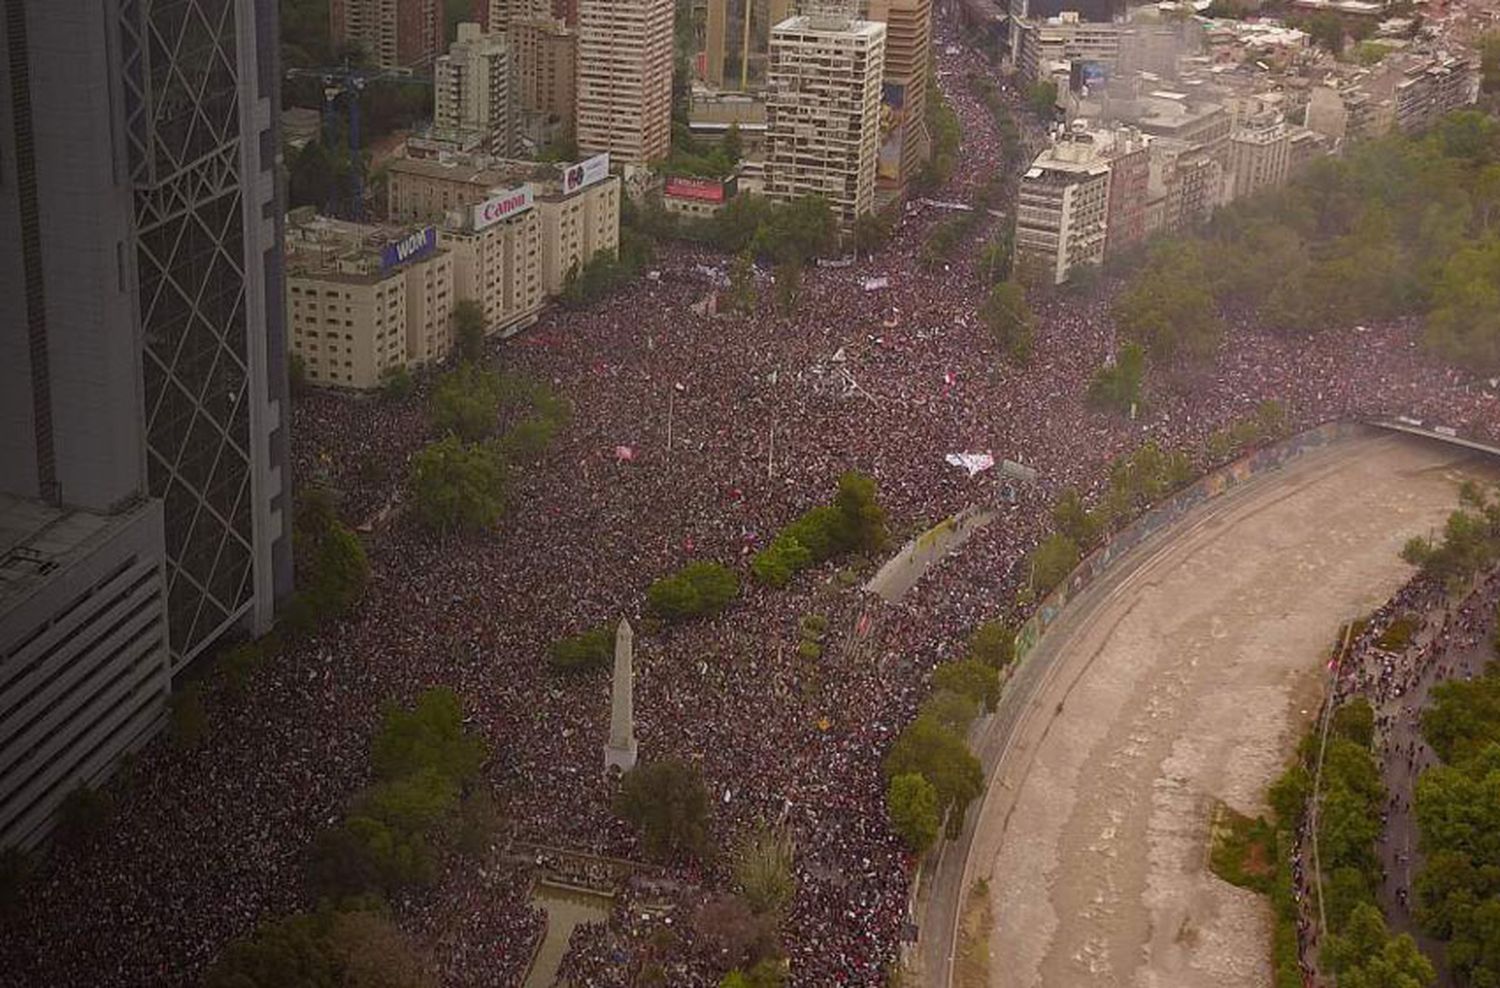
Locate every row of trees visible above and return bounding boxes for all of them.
[207,688,492,987]
[1114,111,1500,372]
[883,621,1017,854]
[750,472,889,588]
[1413,666,1500,987]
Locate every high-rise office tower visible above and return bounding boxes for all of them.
[865,0,931,194]
[436,23,520,156]
[766,7,886,226]
[576,0,674,165]
[701,0,792,91]
[331,0,446,71]
[0,0,290,847]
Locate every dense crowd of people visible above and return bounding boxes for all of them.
[7,19,1500,988]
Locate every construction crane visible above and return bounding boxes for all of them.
[284,62,430,220]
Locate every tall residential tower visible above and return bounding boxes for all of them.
[766,8,887,225]
[576,0,675,165]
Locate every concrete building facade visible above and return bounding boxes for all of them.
[386,152,620,297]
[766,13,887,226]
[1015,130,1112,284]
[512,17,578,139]
[702,0,793,91]
[576,0,675,164]
[440,188,547,338]
[0,0,289,846]
[866,0,933,196]
[332,0,446,70]
[436,23,520,157]
[1227,108,1289,202]
[286,219,455,390]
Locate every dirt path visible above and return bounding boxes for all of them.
[963,433,1491,988]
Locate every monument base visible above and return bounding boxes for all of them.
[603,738,638,775]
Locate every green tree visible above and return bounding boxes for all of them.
[920,689,981,733]
[1087,343,1146,414]
[430,363,502,442]
[1052,488,1100,549]
[1030,533,1080,595]
[452,300,487,364]
[886,772,942,854]
[288,140,341,210]
[1115,241,1222,361]
[371,687,486,785]
[379,364,413,402]
[1422,672,1500,765]
[1323,904,1435,988]
[728,250,757,314]
[615,758,711,858]
[733,824,796,916]
[409,436,506,534]
[1302,11,1346,53]
[932,659,1001,713]
[834,471,888,553]
[1026,79,1058,117]
[968,620,1016,669]
[1332,698,1376,747]
[549,625,615,674]
[724,122,744,166]
[982,280,1034,363]
[883,715,985,838]
[205,910,336,988]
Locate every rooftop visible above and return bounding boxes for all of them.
[0,495,137,614]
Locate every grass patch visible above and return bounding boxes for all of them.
[1376,613,1419,651]
[1208,801,1277,894]
[954,878,993,988]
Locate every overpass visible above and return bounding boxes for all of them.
[1368,418,1500,459]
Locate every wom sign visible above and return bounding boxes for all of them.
[380,227,436,271]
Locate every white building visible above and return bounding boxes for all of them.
[436,23,520,157]
[1015,129,1113,284]
[576,0,675,164]
[766,11,887,226]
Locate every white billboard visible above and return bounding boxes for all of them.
[562,153,610,195]
[472,185,534,231]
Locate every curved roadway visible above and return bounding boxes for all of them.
[918,431,1492,987]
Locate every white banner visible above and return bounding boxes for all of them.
[563,153,610,194]
[472,185,534,231]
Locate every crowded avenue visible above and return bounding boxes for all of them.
[5,20,1500,988]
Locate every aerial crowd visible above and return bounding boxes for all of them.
[8,21,1500,988]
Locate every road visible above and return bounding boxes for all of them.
[917,431,1486,987]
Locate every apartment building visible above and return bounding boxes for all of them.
[765,12,887,226]
[436,24,520,157]
[286,218,456,390]
[331,0,446,70]
[512,17,578,138]
[576,0,675,164]
[1015,130,1113,284]
[1226,107,1290,202]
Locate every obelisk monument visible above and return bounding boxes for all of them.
[603,618,638,774]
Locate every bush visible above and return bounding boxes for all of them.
[549,625,614,674]
[835,471,888,553]
[751,535,813,588]
[647,562,740,621]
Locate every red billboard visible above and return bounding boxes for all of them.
[664,176,727,204]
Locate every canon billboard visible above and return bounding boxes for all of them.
[472,185,535,231]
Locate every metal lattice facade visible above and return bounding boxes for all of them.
[118,0,290,665]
